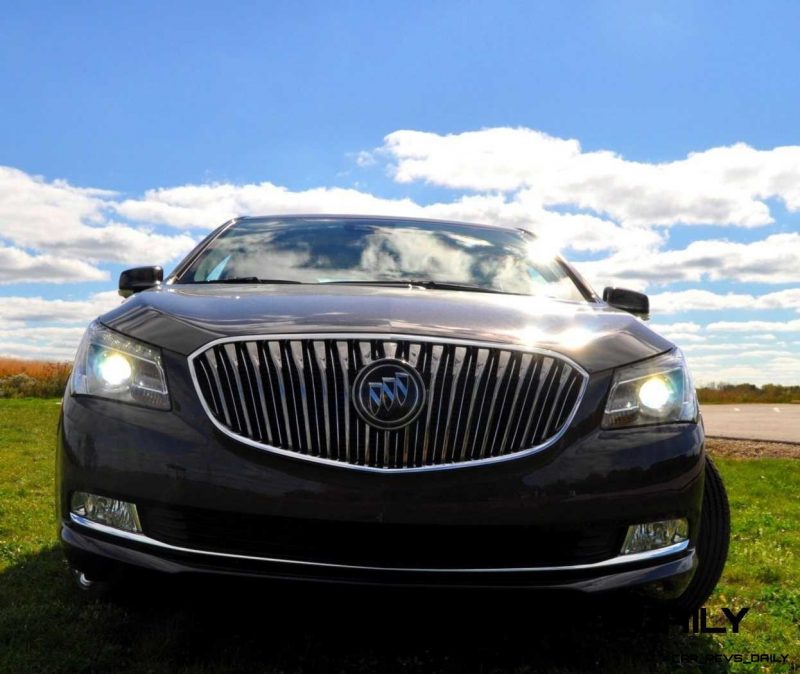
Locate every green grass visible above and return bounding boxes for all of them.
[0,398,797,673]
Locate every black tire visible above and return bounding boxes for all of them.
[663,456,731,614]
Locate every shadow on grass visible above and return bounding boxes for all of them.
[0,546,730,673]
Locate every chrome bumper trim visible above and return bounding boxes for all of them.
[69,513,690,573]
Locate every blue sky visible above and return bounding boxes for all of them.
[1,1,798,383]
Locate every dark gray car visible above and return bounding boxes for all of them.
[57,215,729,613]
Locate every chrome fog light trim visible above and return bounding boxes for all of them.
[70,491,142,533]
[69,512,690,572]
[621,518,689,555]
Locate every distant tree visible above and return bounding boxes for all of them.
[696,383,800,404]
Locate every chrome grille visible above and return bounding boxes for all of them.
[189,334,587,471]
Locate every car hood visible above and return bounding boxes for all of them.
[99,284,673,373]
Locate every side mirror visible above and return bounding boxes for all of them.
[119,266,163,298]
[603,286,649,319]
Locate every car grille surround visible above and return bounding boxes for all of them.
[189,334,588,471]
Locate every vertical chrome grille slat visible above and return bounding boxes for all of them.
[415,343,433,465]
[469,350,498,461]
[528,359,562,447]
[457,347,488,462]
[223,343,253,438]
[554,372,579,430]
[512,356,552,450]
[541,366,573,441]
[477,350,512,459]
[286,341,312,453]
[195,355,221,419]
[497,353,530,455]
[440,346,466,463]
[245,342,273,444]
[421,344,445,465]
[449,346,476,462]
[268,342,294,450]
[211,347,238,430]
[505,354,541,452]
[347,341,364,464]
[279,341,300,451]
[400,341,413,467]
[429,345,454,463]
[257,342,284,446]
[312,340,330,459]
[335,341,351,464]
[190,335,587,471]
[495,352,525,454]
[235,342,263,441]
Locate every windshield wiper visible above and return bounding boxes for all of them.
[189,278,303,285]
[321,280,514,295]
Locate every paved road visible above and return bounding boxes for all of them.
[700,404,800,443]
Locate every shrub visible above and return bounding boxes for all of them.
[0,359,72,398]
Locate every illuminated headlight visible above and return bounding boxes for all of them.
[602,350,697,429]
[70,491,142,533]
[71,321,170,410]
[621,519,689,554]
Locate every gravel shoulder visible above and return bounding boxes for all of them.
[706,436,800,459]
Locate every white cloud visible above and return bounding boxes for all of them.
[115,180,662,259]
[0,245,108,284]
[4,128,799,287]
[577,233,800,290]
[649,288,800,314]
[354,151,377,167]
[663,333,708,344]
[0,166,197,268]
[385,127,582,192]
[0,323,95,360]
[682,340,782,353]
[0,339,81,361]
[422,192,665,254]
[0,291,121,325]
[0,126,799,380]
[114,181,426,230]
[649,321,703,334]
[0,291,122,360]
[689,354,800,387]
[753,287,800,312]
[707,318,800,333]
[650,290,753,313]
[381,128,800,228]
[0,293,123,360]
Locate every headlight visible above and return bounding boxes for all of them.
[71,321,170,410]
[602,350,697,429]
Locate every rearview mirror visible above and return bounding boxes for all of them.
[119,266,163,298]
[603,287,649,319]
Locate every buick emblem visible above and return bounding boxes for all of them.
[352,359,426,430]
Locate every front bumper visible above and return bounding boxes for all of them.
[57,355,705,592]
[62,515,694,591]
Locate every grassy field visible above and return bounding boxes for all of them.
[0,398,797,673]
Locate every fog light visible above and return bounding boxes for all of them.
[621,518,688,555]
[70,491,142,533]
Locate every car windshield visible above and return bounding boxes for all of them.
[174,217,587,301]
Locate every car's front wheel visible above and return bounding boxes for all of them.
[650,456,731,615]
